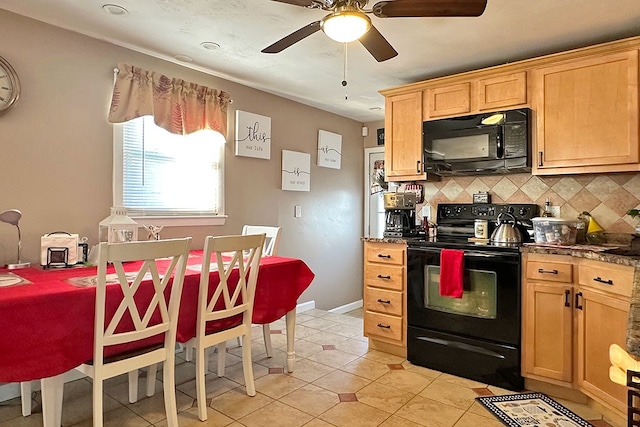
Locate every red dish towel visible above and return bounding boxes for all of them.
[440,249,464,298]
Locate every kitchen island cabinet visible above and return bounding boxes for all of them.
[522,252,634,419]
[363,240,407,357]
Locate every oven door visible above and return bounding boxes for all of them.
[407,246,520,345]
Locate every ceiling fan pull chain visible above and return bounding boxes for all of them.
[342,42,348,100]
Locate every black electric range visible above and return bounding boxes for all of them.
[408,203,540,252]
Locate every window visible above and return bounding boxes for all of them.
[114,116,226,226]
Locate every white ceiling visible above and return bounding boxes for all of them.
[1,0,639,122]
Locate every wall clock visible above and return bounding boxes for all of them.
[0,56,20,115]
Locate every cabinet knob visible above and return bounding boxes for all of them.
[377,274,391,280]
[377,323,391,329]
[377,254,391,259]
[575,292,583,310]
[564,289,571,307]
[538,268,558,275]
[377,299,391,304]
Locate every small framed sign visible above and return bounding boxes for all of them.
[377,128,385,145]
[235,110,271,159]
[317,130,342,169]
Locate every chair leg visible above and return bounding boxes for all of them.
[20,381,32,416]
[93,376,104,427]
[217,342,227,377]
[263,324,273,358]
[163,354,179,427]
[185,343,193,362]
[128,370,138,403]
[146,364,158,397]
[236,336,242,347]
[195,345,208,422]
[242,333,256,396]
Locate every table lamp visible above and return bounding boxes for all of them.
[0,209,30,269]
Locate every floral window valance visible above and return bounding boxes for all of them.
[108,63,231,136]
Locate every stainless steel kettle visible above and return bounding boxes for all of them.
[490,212,522,245]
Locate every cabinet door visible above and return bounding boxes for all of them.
[533,50,639,172]
[477,72,527,111]
[576,288,629,413]
[425,82,471,119]
[384,92,425,180]
[523,282,573,383]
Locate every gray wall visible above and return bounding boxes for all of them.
[0,10,365,310]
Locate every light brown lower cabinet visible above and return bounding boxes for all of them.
[363,241,407,357]
[522,253,633,416]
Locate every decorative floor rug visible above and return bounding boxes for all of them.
[476,392,593,427]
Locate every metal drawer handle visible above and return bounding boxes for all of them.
[593,276,613,285]
[538,268,558,275]
[377,299,391,304]
[575,292,583,310]
[377,323,391,329]
[564,289,571,307]
[377,274,391,279]
[377,254,391,259]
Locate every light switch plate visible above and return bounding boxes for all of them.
[294,205,302,218]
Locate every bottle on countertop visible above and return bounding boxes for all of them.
[542,197,553,217]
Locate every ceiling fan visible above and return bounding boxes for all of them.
[261,0,488,62]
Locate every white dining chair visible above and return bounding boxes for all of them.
[184,233,265,421]
[41,238,191,427]
[241,225,282,357]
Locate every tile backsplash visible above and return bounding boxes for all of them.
[412,172,640,233]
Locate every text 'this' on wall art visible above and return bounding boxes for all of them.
[235,110,271,160]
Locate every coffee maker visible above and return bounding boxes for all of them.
[383,192,418,238]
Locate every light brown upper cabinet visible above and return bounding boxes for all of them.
[424,82,471,119]
[384,91,428,182]
[533,50,639,174]
[477,71,527,111]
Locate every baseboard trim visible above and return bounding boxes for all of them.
[328,299,363,314]
[296,300,315,313]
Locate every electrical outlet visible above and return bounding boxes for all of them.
[421,204,431,221]
[550,206,561,217]
[294,205,302,218]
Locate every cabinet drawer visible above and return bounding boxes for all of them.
[526,260,573,283]
[578,259,633,298]
[364,311,403,342]
[365,287,403,316]
[365,264,404,291]
[365,243,405,266]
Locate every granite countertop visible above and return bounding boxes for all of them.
[520,243,640,268]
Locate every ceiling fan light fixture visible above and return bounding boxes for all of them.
[321,10,371,43]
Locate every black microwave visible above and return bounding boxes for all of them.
[423,108,531,176]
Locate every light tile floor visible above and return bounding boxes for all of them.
[0,308,616,426]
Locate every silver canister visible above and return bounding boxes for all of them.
[474,219,489,239]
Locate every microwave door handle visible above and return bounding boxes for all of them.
[496,125,504,159]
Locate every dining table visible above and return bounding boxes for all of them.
[0,250,315,426]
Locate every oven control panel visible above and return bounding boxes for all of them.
[437,203,539,222]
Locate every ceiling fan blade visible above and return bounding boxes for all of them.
[261,21,322,53]
[372,0,488,18]
[270,0,317,7]
[358,24,398,62]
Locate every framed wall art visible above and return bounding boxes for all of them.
[235,110,271,159]
[282,150,310,192]
[317,129,342,169]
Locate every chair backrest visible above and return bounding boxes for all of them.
[196,234,265,338]
[93,237,191,364]
[241,225,281,256]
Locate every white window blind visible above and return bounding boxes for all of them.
[120,115,224,217]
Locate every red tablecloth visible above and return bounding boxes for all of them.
[0,251,314,382]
